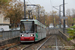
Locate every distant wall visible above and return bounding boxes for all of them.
[0,30,20,46]
[0,37,19,46]
[59,30,75,45]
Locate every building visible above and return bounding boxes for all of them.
[0,10,10,31]
[0,13,10,24]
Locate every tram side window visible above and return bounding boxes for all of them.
[37,25,41,33]
[34,24,37,33]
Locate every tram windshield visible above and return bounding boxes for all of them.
[20,21,34,33]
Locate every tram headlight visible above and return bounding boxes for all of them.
[30,34,34,36]
[21,34,24,37]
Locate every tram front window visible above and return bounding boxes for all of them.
[20,22,34,33]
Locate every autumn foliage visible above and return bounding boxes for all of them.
[1,0,75,28]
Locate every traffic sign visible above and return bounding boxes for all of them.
[60,17,67,19]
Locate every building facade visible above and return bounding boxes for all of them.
[0,10,10,24]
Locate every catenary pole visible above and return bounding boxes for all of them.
[24,0,26,18]
[63,0,65,33]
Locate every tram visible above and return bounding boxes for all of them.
[20,19,46,42]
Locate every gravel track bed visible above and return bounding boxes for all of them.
[0,34,74,50]
[0,42,20,50]
[24,35,50,50]
[40,35,56,50]
[40,35,74,50]
[8,43,33,50]
[4,35,50,50]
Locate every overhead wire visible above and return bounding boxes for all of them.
[27,0,35,10]
[28,0,32,4]
[50,0,53,11]
[32,0,36,4]
[27,0,37,18]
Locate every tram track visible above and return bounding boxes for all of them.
[21,43,34,50]
[36,35,55,50]
[8,43,34,50]
[3,36,49,50]
[2,34,74,50]
[23,35,51,50]
[36,35,52,50]
[3,44,21,50]
[37,35,72,50]
[3,43,34,50]
[2,34,50,50]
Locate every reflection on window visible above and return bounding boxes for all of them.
[20,22,34,33]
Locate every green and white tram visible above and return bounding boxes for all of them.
[20,19,46,42]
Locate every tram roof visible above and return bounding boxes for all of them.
[20,19,46,28]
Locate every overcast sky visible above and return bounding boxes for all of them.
[21,0,75,13]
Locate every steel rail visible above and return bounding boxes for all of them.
[55,37,59,50]
[36,36,51,50]
[21,43,34,50]
[3,44,21,50]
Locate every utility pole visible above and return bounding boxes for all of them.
[59,5,62,28]
[63,0,65,33]
[24,0,26,18]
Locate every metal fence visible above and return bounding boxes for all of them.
[0,30,20,41]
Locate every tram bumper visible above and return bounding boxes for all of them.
[20,37,35,42]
